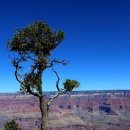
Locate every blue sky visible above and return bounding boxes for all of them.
[0,0,130,92]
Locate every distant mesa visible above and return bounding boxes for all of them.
[0,90,130,130]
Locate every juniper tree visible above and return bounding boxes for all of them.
[5,119,21,130]
[8,21,80,130]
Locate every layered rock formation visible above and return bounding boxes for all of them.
[0,90,130,130]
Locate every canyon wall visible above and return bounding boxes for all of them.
[0,90,130,130]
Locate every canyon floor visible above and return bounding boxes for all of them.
[0,90,130,130]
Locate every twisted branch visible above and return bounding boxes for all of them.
[47,68,65,107]
[47,59,69,68]
[52,68,60,91]
[10,56,41,97]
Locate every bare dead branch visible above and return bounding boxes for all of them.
[52,68,60,91]
[11,56,26,84]
[47,59,69,68]
[47,91,62,107]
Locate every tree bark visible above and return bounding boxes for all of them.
[39,96,48,130]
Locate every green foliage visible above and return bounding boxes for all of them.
[5,119,21,130]
[8,20,64,57]
[63,79,80,92]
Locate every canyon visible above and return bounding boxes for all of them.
[0,90,130,130]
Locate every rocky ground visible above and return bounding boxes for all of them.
[0,90,130,130]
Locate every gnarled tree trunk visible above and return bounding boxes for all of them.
[39,96,48,130]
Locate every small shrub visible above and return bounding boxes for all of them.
[5,119,21,130]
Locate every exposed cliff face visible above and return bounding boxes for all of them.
[0,90,130,130]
